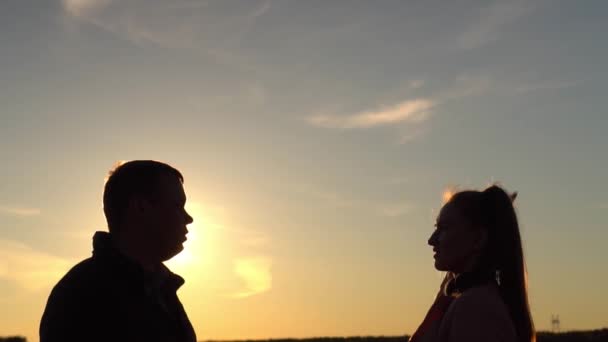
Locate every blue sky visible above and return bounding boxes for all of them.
[1,1,607,341]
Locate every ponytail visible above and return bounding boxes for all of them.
[450,185,535,342]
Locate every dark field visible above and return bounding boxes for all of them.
[3,329,608,342]
[206,330,608,342]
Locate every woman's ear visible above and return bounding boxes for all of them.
[474,229,488,251]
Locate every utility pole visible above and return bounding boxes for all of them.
[551,314,561,333]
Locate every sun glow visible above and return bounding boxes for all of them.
[442,188,456,204]
[167,227,198,269]
[165,202,209,273]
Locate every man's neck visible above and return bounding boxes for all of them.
[113,233,159,272]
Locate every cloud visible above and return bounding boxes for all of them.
[306,73,493,144]
[61,0,272,75]
[231,256,272,298]
[307,98,435,129]
[0,206,41,217]
[0,240,72,291]
[62,0,271,49]
[457,1,533,50]
[249,0,271,19]
[62,0,112,17]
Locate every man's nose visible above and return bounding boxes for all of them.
[184,211,194,225]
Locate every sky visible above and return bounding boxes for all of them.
[1,1,607,341]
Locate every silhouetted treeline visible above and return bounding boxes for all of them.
[537,329,608,342]
[3,329,608,342]
[204,329,608,342]
[206,337,408,342]
[0,337,27,342]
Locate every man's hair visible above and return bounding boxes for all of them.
[103,160,183,233]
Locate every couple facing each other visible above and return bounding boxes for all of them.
[40,160,535,342]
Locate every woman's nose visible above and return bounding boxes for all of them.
[428,230,439,246]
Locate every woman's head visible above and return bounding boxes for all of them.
[428,184,535,342]
[429,185,519,275]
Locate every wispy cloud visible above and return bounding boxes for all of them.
[231,256,272,298]
[249,0,271,19]
[0,205,41,217]
[457,1,534,50]
[0,240,71,291]
[307,98,435,129]
[306,73,491,143]
[62,0,271,49]
[62,0,272,75]
[63,0,112,17]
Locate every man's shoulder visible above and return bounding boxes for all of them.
[42,257,106,325]
[41,256,125,341]
[60,257,98,281]
[52,256,115,295]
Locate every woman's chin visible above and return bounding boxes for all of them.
[434,259,448,271]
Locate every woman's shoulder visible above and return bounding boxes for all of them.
[446,283,511,321]
[439,283,517,342]
[454,283,504,308]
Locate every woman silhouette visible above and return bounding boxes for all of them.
[410,185,535,342]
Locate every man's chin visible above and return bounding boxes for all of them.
[162,244,185,262]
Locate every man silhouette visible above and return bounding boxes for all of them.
[40,160,196,342]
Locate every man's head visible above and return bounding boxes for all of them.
[103,160,193,263]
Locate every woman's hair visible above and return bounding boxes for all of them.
[448,185,535,342]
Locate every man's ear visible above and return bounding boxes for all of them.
[129,195,151,215]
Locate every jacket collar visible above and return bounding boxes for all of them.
[92,231,185,292]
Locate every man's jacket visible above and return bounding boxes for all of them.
[40,231,197,342]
